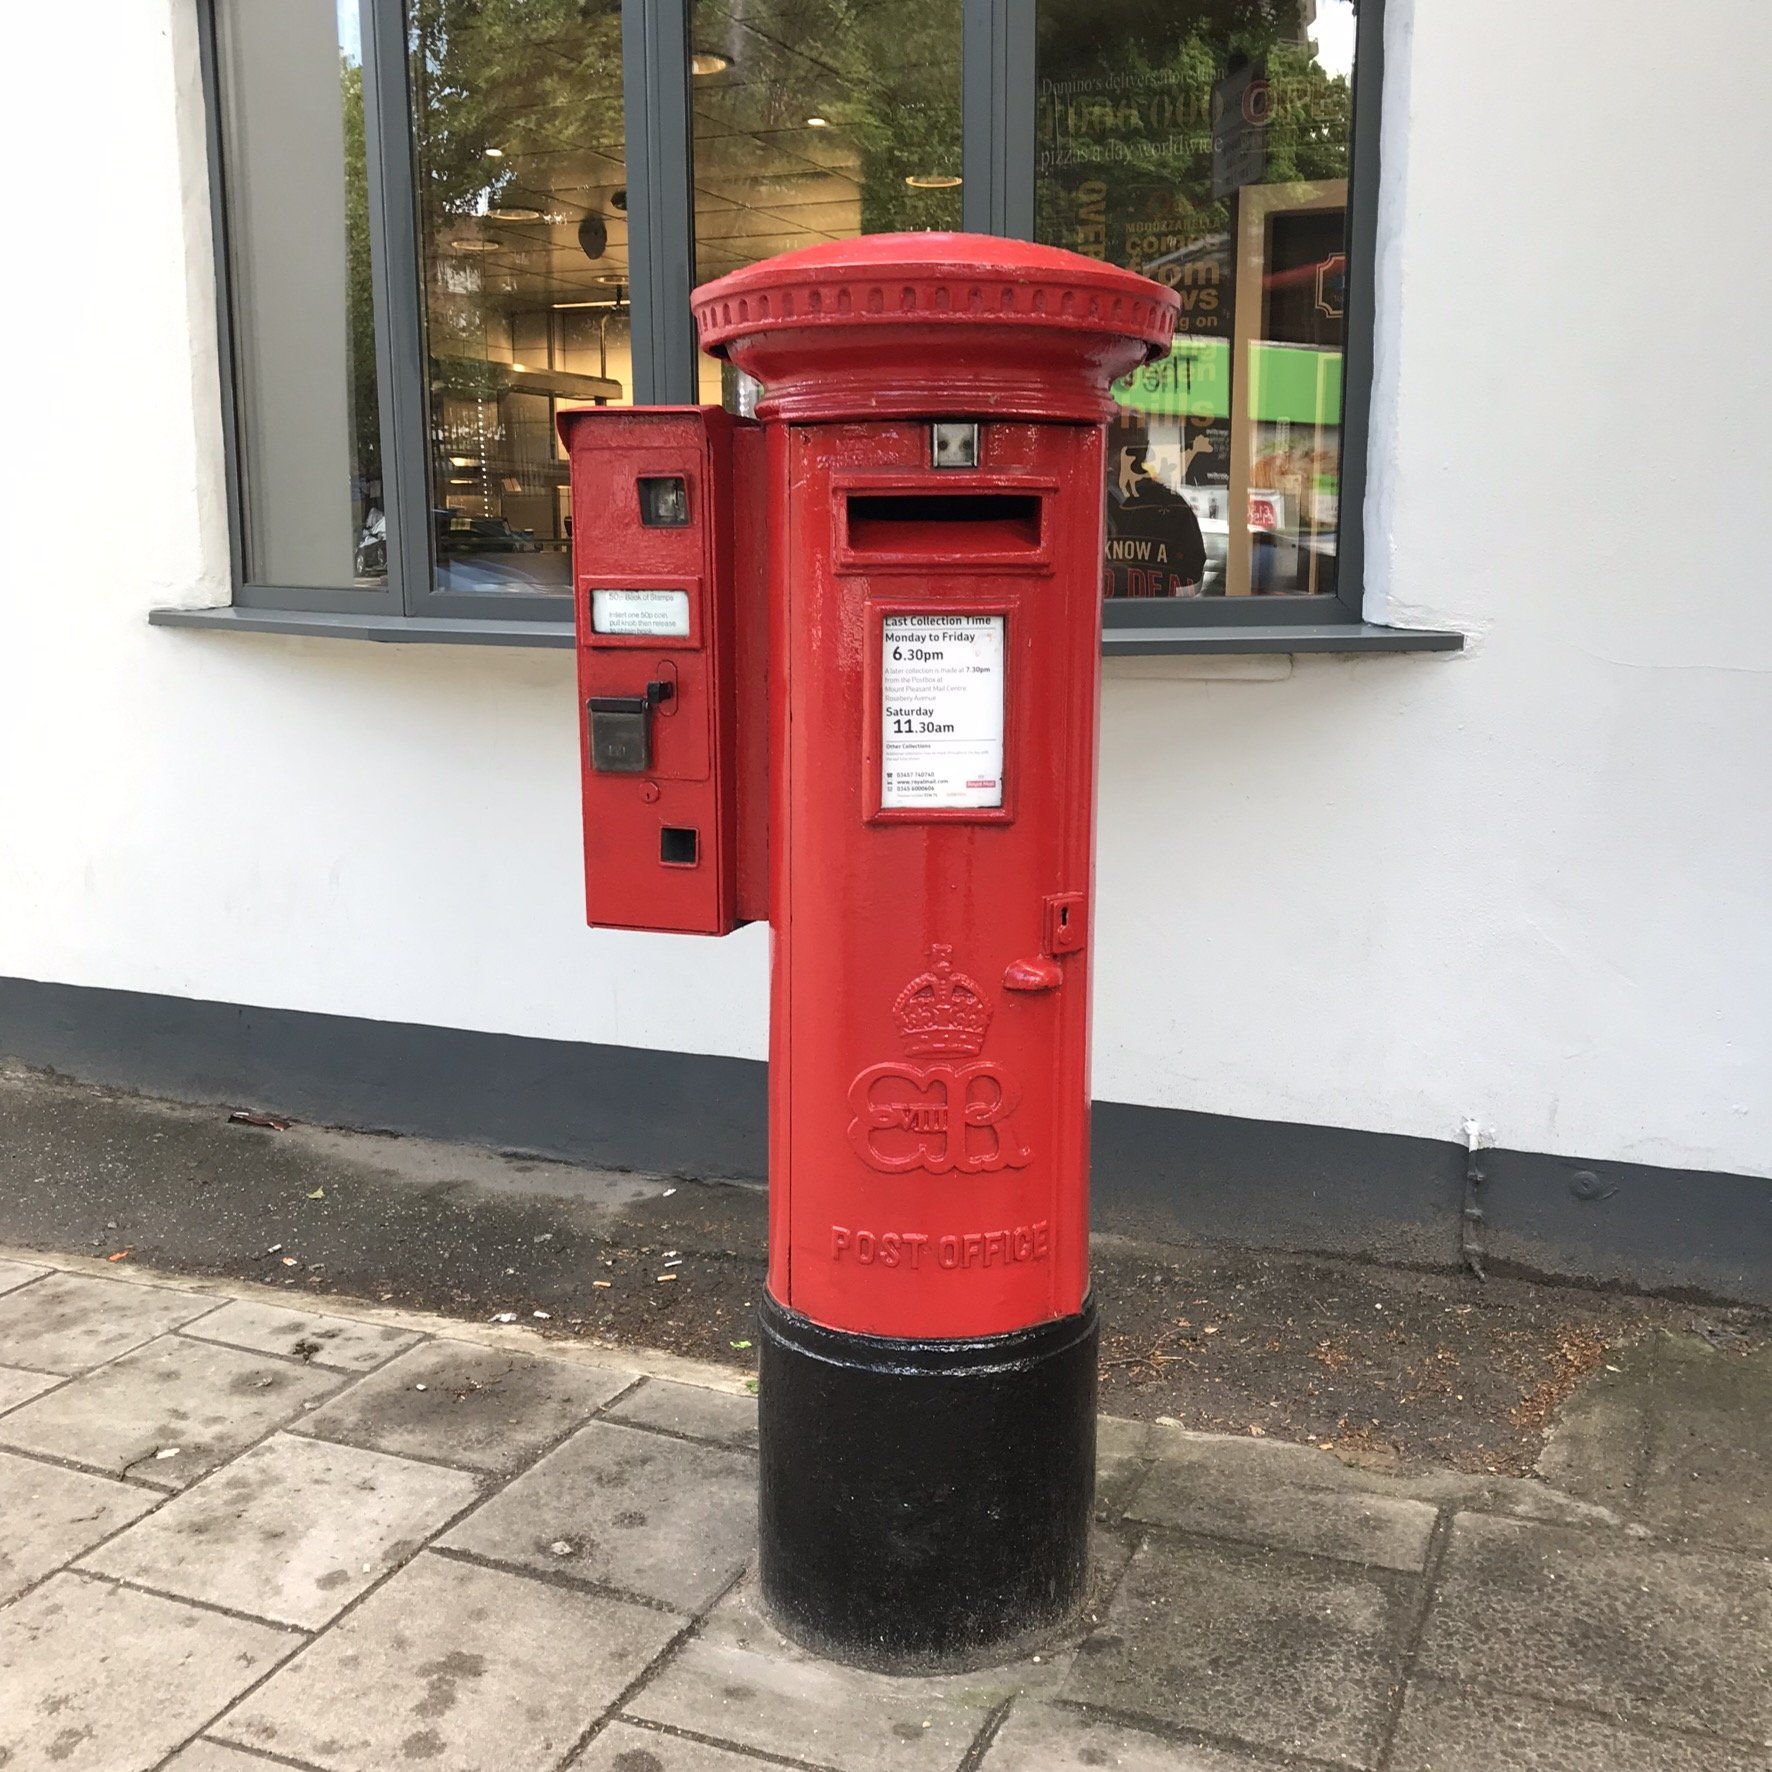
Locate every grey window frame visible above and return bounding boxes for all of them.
[174,0,1456,654]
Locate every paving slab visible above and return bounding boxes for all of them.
[982,1701,1277,1771]
[0,1256,48,1294]
[605,1377,760,1448]
[1535,1348,1655,1512]
[0,1448,158,1602]
[0,1270,215,1374]
[164,1745,293,1772]
[1149,1424,1616,1529]
[0,1333,342,1487]
[82,1431,481,1628]
[1094,1416,1154,1516]
[442,1417,755,1611]
[1125,1455,1437,1571]
[292,1338,629,1471]
[1144,1423,1387,1494]
[1392,1468,1620,1530]
[182,1297,422,1372]
[1059,1532,1413,1769]
[627,1576,1050,1772]
[1418,1513,1772,1743]
[574,1721,785,1770]
[0,1364,62,1413]
[215,1550,681,1772]
[1630,1337,1772,1552]
[1390,1678,1772,1772]
[0,1571,295,1772]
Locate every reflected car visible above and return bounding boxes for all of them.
[436,513,542,554]
[1198,514,1229,592]
[1175,490,1229,593]
[354,508,386,578]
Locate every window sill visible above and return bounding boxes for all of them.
[152,605,1464,656]
[150,606,576,647]
[1102,621,1463,655]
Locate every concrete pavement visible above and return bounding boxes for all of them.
[1,1249,1769,1772]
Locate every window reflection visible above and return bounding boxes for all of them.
[411,0,631,595]
[689,0,964,407]
[215,0,385,589]
[1036,0,1356,598]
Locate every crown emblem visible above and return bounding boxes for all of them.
[892,945,992,1058]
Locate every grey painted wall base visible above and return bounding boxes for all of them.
[2,975,1767,1305]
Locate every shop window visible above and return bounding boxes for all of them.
[1036,0,1357,602]
[211,0,386,590]
[687,0,965,410]
[194,0,1424,647]
[410,0,632,598]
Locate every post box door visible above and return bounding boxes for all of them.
[771,418,1105,1340]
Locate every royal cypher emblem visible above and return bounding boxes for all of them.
[846,945,1030,1174]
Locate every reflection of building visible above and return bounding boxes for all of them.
[1108,177,1346,598]
[429,359,619,594]
[8,0,1770,1307]
[1032,4,1352,601]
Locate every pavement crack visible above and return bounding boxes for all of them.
[956,1694,1016,1772]
[1372,1507,1458,1771]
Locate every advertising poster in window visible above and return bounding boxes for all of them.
[1037,62,1242,600]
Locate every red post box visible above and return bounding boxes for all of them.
[564,235,1175,1668]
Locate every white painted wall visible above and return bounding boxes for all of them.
[3,0,1767,1181]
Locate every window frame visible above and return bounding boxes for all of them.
[193,0,1424,649]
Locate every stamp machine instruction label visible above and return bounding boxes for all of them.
[590,586,691,637]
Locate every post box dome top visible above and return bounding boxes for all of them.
[692,232,1180,424]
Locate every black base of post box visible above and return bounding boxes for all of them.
[756,1292,1098,1672]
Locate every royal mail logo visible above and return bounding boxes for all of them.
[846,945,1030,1174]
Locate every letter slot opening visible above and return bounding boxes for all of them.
[846,492,1042,558]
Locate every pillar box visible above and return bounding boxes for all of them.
[563,234,1176,1669]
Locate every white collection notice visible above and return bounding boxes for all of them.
[880,613,1006,810]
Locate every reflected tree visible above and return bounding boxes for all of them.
[1036,0,1352,274]
[341,58,381,504]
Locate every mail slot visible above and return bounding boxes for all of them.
[845,489,1044,555]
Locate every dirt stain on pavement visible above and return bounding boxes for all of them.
[0,1064,1763,1477]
